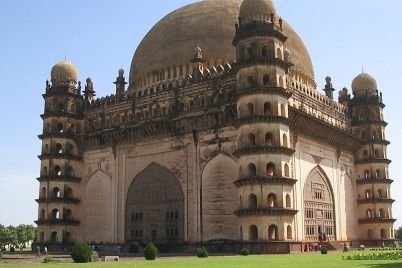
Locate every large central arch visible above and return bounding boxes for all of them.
[303,166,336,241]
[126,163,184,244]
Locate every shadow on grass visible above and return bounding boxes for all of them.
[362,263,402,268]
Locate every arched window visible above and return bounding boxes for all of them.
[268,193,277,208]
[39,232,45,242]
[65,187,73,199]
[40,209,46,219]
[264,102,272,115]
[248,163,257,177]
[276,47,283,59]
[41,187,47,199]
[363,150,368,159]
[263,75,270,86]
[364,170,370,179]
[240,226,243,240]
[282,134,288,147]
[378,208,385,218]
[56,123,64,133]
[286,194,291,208]
[248,194,257,209]
[262,46,268,57]
[239,196,243,209]
[265,132,274,145]
[56,143,63,154]
[374,149,380,158]
[380,229,387,240]
[372,131,378,141]
[248,133,256,146]
[246,47,253,59]
[58,103,65,112]
[375,169,381,178]
[249,225,258,240]
[284,164,290,177]
[266,162,275,176]
[64,232,72,242]
[366,209,373,219]
[280,104,286,117]
[42,167,48,176]
[247,103,254,115]
[378,189,383,198]
[279,76,284,88]
[45,144,49,153]
[367,229,373,240]
[52,187,61,198]
[51,209,60,220]
[65,209,73,220]
[54,165,62,177]
[361,131,367,140]
[268,225,278,241]
[67,166,74,177]
[50,231,58,242]
[365,190,371,199]
[287,225,292,239]
[70,103,76,113]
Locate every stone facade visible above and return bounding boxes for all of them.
[35,0,396,252]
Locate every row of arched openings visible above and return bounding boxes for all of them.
[367,229,388,240]
[244,224,292,241]
[246,162,290,177]
[40,208,74,220]
[38,231,72,242]
[242,193,292,209]
[366,208,389,219]
[247,132,288,147]
[41,165,75,177]
[40,187,74,199]
[244,102,286,117]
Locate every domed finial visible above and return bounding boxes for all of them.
[50,60,79,86]
[239,0,276,24]
[118,68,124,77]
[351,72,377,97]
[325,76,332,83]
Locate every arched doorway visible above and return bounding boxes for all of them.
[126,163,184,244]
[303,167,336,241]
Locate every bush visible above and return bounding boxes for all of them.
[10,247,15,253]
[240,247,249,256]
[144,243,158,260]
[71,241,93,263]
[0,251,3,260]
[196,247,208,258]
[321,247,328,254]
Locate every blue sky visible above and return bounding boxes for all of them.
[0,0,401,229]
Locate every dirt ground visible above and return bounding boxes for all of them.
[0,253,72,264]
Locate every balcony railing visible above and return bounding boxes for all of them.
[235,207,298,217]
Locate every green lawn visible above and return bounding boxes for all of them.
[1,253,402,268]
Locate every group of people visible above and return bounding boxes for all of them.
[303,242,322,252]
[35,245,47,257]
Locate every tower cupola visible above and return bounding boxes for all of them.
[50,60,79,86]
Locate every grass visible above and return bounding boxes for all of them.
[1,252,402,268]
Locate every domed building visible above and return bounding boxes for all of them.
[35,0,396,253]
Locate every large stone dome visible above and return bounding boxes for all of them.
[352,72,378,96]
[51,60,79,85]
[129,0,314,90]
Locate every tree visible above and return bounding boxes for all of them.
[395,226,402,241]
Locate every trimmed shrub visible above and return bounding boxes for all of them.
[144,243,158,260]
[240,247,249,256]
[321,247,328,255]
[71,241,93,263]
[10,247,15,253]
[196,247,208,258]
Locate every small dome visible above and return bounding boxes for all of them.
[51,60,79,84]
[351,72,377,96]
[239,0,276,20]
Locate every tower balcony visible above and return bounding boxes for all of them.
[356,177,393,185]
[36,175,81,183]
[234,207,298,217]
[38,153,81,161]
[38,132,78,140]
[234,176,297,187]
[235,86,292,99]
[235,57,293,72]
[358,218,396,225]
[355,157,391,165]
[357,198,395,205]
[351,119,388,127]
[40,111,83,120]
[234,145,295,157]
[35,197,81,204]
[35,219,80,226]
[234,115,290,128]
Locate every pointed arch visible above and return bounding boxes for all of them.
[303,166,336,241]
[201,153,239,241]
[126,163,184,244]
